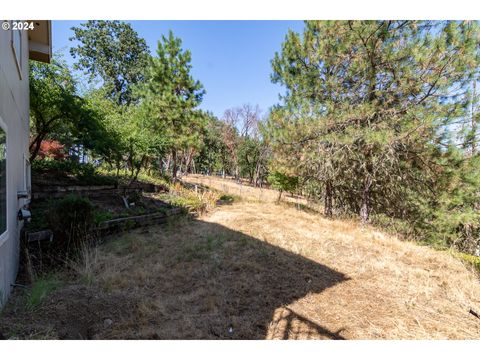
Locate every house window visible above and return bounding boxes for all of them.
[0,126,6,236]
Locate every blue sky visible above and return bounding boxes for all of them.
[52,20,305,118]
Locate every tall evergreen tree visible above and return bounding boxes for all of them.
[268,21,479,224]
[140,31,205,180]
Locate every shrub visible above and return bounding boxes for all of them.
[47,195,95,258]
[37,139,66,160]
[32,158,118,186]
[157,182,220,214]
[32,158,77,173]
[267,171,298,202]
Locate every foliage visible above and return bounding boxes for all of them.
[194,114,231,175]
[196,104,271,186]
[29,58,116,163]
[25,20,480,257]
[267,171,298,202]
[428,151,480,252]
[36,139,66,160]
[139,31,206,180]
[70,20,149,106]
[47,195,96,257]
[98,167,171,188]
[238,138,261,181]
[267,20,480,247]
[218,194,240,203]
[450,250,480,273]
[157,182,221,214]
[24,275,63,311]
[32,158,117,186]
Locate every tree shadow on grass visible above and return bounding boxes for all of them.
[120,216,350,339]
[0,215,349,340]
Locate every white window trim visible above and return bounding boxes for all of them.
[0,115,8,247]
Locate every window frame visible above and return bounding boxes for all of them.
[0,115,9,246]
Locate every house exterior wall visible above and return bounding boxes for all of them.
[0,25,31,306]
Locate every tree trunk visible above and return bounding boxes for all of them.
[184,148,194,174]
[171,150,178,181]
[191,158,196,174]
[128,155,145,186]
[324,180,333,218]
[471,80,477,155]
[166,154,172,173]
[277,190,283,203]
[29,133,46,162]
[115,158,121,178]
[360,178,372,224]
[235,165,240,182]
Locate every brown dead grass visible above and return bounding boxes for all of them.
[183,174,311,206]
[1,184,480,339]
[205,201,480,339]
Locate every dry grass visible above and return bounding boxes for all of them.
[204,202,480,339]
[1,181,480,339]
[183,174,312,206]
[153,181,222,215]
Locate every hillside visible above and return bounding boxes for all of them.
[1,193,479,339]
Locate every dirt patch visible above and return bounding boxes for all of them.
[0,285,138,339]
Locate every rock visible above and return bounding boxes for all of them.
[103,318,113,328]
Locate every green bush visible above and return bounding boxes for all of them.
[32,158,117,186]
[47,195,95,256]
[32,158,78,173]
[267,171,298,202]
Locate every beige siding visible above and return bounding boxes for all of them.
[0,24,30,305]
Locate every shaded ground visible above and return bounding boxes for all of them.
[1,200,480,339]
[26,188,173,233]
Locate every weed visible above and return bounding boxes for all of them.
[24,276,63,311]
[218,194,240,204]
[93,210,115,225]
[66,243,99,286]
[449,250,480,273]
[155,182,221,215]
[178,234,226,262]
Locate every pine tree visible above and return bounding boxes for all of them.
[140,31,205,180]
[268,21,479,224]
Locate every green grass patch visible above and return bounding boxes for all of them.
[450,250,480,272]
[156,193,202,211]
[24,276,63,311]
[218,194,240,203]
[178,234,227,262]
[97,168,171,189]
